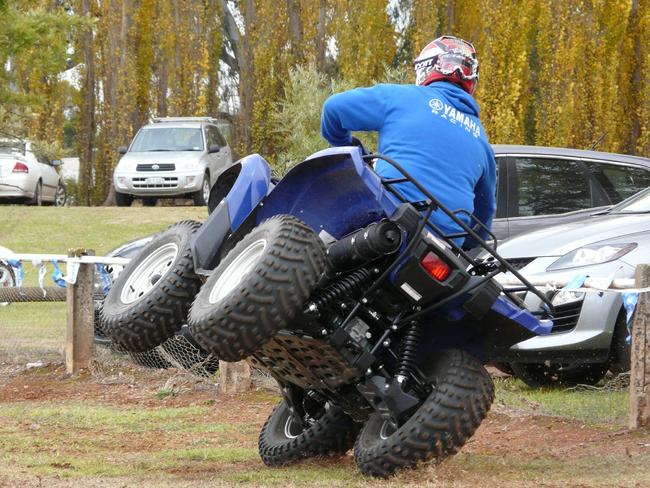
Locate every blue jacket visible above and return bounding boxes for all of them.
[321,81,496,245]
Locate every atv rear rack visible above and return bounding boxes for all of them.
[362,152,554,318]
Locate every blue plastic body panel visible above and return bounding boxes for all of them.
[225,154,272,230]
[256,147,400,239]
[491,296,553,335]
[190,154,271,273]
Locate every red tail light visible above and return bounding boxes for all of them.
[12,162,29,173]
[421,251,451,281]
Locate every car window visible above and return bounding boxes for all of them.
[130,128,204,152]
[204,127,216,148]
[587,162,650,202]
[217,128,227,147]
[513,158,591,217]
[208,126,226,147]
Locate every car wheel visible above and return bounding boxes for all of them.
[101,220,203,352]
[54,183,66,207]
[28,180,43,206]
[115,192,133,207]
[259,399,359,467]
[193,173,210,206]
[510,362,608,387]
[353,349,494,478]
[142,197,157,207]
[610,309,631,373]
[188,215,327,362]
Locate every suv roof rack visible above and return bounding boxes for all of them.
[151,117,219,124]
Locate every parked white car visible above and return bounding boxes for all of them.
[113,117,234,207]
[0,140,66,206]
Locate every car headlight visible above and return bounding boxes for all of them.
[546,242,637,271]
[552,290,585,307]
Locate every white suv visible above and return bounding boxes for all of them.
[113,117,233,206]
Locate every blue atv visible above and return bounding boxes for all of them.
[103,146,552,477]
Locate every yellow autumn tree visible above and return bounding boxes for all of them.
[332,0,396,85]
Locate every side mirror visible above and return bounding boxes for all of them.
[118,146,128,155]
[51,159,62,167]
[208,144,221,154]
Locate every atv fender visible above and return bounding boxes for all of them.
[191,154,272,274]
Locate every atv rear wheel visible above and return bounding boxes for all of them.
[102,220,203,352]
[259,400,358,466]
[189,215,327,362]
[354,349,494,478]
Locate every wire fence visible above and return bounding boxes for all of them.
[0,267,270,388]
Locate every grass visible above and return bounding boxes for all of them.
[0,375,639,487]
[495,378,629,424]
[0,205,643,486]
[0,205,206,255]
[0,206,208,359]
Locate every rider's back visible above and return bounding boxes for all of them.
[321,81,496,244]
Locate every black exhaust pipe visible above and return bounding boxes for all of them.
[327,220,402,271]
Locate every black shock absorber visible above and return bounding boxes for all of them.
[307,267,375,312]
[395,322,423,382]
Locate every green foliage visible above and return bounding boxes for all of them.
[0,1,87,178]
[271,63,410,174]
[155,388,180,400]
[270,64,353,174]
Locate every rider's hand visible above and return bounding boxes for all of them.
[351,136,370,157]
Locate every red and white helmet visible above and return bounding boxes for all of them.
[414,36,479,94]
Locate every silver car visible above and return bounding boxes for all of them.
[490,145,650,240]
[113,117,233,206]
[493,187,650,386]
[0,140,66,206]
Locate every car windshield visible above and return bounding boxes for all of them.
[130,128,204,152]
[610,186,650,213]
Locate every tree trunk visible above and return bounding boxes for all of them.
[629,0,641,154]
[78,0,95,206]
[316,0,327,71]
[206,0,220,116]
[287,0,303,63]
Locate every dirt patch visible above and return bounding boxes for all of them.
[1,363,649,488]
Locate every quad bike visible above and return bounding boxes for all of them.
[103,146,554,477]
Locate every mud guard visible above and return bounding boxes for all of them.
[256,147,399,239]
[191,154,271,274]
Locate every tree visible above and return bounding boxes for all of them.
[0,1,85,159]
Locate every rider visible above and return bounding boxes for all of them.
[320,36,496,248]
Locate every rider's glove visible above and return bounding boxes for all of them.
[351,136,370,156]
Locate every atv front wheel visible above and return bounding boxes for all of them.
[259,399,358,466]
[102,220,203,352]
[189,215,327,362]
[354,349,494,478]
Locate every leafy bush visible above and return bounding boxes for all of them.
[271,64,409,175]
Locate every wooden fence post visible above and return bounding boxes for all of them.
[219,360,252,394]
[629,264,650,429]
[65,249,95,374]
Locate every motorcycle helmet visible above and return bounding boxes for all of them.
[414,35,479,94]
